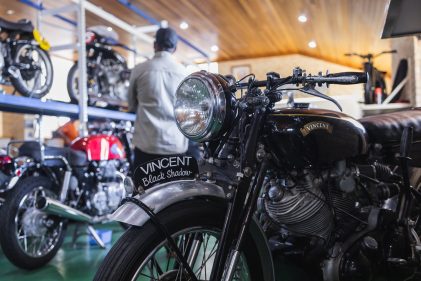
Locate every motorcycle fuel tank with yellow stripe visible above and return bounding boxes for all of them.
[266,108,368,168]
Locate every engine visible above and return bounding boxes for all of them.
[261,160,407,281]
[101,59,128,101]
[90,160,127,215]
[262,162,360,241]
[263,170,334,240]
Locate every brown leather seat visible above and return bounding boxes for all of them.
[359,108,421,144]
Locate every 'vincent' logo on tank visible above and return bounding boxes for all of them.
[300,121,333,136]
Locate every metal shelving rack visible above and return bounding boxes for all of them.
[0,93,135,121]
[13,0,209,133]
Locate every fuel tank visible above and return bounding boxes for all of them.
[71,135,126,161]
[266,108,368,168]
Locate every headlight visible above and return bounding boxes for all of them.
[174,71,234,142]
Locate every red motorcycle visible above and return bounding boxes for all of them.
[0,121,132,269]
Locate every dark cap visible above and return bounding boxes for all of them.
[155,27,178,50]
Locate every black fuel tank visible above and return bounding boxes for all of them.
[266,108,368,168]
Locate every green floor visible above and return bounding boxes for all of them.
[0,222,315,281]
[0,221,307,281]
[0,223,125,281]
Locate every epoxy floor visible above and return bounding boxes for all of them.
[0,223,125,281]
[0,223,313,281]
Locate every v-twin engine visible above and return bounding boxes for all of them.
[264,171,333,240]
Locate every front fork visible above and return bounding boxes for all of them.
[210,108,267,281]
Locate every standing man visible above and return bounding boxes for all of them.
[128,27,188,174]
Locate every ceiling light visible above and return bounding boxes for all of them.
[107,26,113,32]
[6,10,15,15]
[211,45,219,52]
[308,40,317,48]
[298,14,308,23]
[179,21,189,30]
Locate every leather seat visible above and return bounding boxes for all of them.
[359,108,421,144]
[0,18,34,33]
[19,142,88,167]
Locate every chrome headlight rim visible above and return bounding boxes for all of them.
[175,71,228,142]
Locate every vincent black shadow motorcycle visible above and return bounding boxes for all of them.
[95,67,421,281]
[67,26,130,108]
[0,18,53,98]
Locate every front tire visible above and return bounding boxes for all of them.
[94,199,265,281]
[0,176,66,269]
[11,44,53,98]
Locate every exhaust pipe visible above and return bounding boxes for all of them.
[36,196,93,223]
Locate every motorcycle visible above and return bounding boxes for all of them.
[0,121,132,269]
[95,67,421,281]
[67,25,130,108]
[0,153,33,208]
[345,50,396,104]
[0,18,53,98]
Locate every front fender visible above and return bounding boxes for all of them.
[112,180,226,226]
[112,180,275,281]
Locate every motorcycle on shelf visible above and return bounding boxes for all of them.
[67,26,131,109]
[0,121,133,270]
[95,68,421,281]
[0,18,53,98]
[345,50,396,104]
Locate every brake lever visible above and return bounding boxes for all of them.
[299,84,343,111]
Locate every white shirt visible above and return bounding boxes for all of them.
[128,51,188,155]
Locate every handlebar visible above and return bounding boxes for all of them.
[306,72,367,85]
[344,50,397,60]
[236,71,367,89]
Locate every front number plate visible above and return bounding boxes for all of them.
[134,155,199,189]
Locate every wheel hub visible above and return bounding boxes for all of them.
[18,56,36,81]
[22,207,48,236]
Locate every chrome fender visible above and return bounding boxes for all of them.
[111,180,226,226]
[112,179,275,281]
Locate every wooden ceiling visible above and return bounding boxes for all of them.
[0,0,393,73]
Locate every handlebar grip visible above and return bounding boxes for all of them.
[324,72,368,84]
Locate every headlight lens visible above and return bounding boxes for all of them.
[174,71,231,142]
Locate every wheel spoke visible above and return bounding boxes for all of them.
[132,228,250,281]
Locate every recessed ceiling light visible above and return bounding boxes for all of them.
[107,26,113,31]
[298,14,308,23]
[179,21,189,30]
[211,45,219,52]
[308,40,317,48]
[6,10,15,15]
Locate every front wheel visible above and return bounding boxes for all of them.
[94,199,265,281]
[0,176,66,269]
[11,44,53,98]
[67,62,100,106]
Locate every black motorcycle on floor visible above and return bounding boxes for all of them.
[67,26,130,108]
[345,50,396,104]
[0,18,53,98]
[95,68,421,281]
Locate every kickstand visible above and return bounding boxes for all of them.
[71,223,106,249]
[87,225,106,249]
